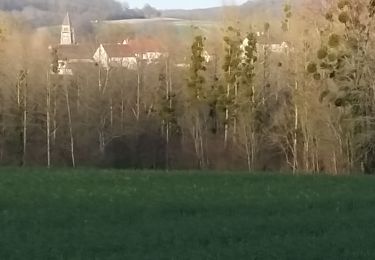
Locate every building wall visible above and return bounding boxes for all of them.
[93,45,110,69]
[140,52,163,63]
[121,57,137,70]
[61,25,74,45]
[93,45,167,70]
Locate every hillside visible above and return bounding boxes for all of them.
[162,0,308,21]
[0,0,152,30]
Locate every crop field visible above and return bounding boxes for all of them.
[0,168,374,259]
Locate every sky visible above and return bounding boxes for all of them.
[122,0,249,10]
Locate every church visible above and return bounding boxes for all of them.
[53,13,167,75]
[60,13,76,45]
[53,13,97,75]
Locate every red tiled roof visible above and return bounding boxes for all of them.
[128,38,165,53]
[102,38,165,58]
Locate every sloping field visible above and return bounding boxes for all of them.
[101,17,219,31]
[0,168,374,259]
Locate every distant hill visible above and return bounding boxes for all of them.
[161,0,306,21]
[0,0,317,34]
[161,7,223,21]
[0,0,160,33]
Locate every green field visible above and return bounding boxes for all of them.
[0,169,374,259]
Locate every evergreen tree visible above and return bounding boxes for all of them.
[186,35,208,168]
[222,25,243,146]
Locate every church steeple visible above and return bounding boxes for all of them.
[62,12,71,27]
[60,13,76,45]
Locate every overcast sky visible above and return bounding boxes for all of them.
[122,0,249,10]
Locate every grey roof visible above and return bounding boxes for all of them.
[62,13,71,26]
[102,44,135,58]
[57,44,95,61]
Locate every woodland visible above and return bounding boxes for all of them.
[0,0,374,174]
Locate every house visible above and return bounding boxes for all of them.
[93,38,167,70]
[93,44,137,70]
[53,14,167,73]
[53,44,95,75]
[241,37,290,54]
[127,38,166,63]
[267,42,289,53]
[52,13,95,75]
[175,51,212,68]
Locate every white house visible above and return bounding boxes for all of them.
[93,38,167,70]
[241,38,290,54]
[267,42,289,53]
[93,44,137,70]
[128,38,166,63]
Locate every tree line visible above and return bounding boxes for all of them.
[0,0,159,29]
[0,0,375,174]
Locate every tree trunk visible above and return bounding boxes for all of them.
[224,62,231,148]
[121,89,125,132]
[224,82,230,148]
[64,82,76,168]
[244,126,252,172]
[52,87,57,146]
[46,71,51,168]
[136,61,142,121]
[22,75,27,167]
[166,59,171,170]
[292,81,299,174]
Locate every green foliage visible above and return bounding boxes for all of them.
[328,34,341,48]
[313,73,321,81]
[307,62,317,74]
[187,35,207,101]
[222,27,242,85]
[317,47,328,59]
[338,11,350,24]
[328,52,337,62]
[222,25,243,115]
[370,0,375,17]
[338,12,350,24]
[335,97,344,107]
[241,32,258,100]
[347,37,359,50]
[283,3,292,16]
[325,12,334,22]
[282,2,292,32]
[156,67,178,132]
[338,0,351,10]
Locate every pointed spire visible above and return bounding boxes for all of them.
[62,13,71,26]
[61,12,75,45]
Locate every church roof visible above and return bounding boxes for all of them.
[102,44,135,58]
[57,44,95,61]
[62,13,71,26]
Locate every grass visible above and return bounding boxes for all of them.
[0,168,374,259]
